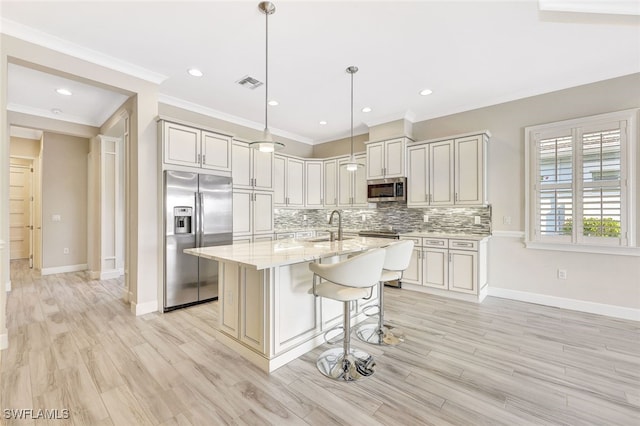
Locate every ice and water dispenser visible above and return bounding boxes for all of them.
[173,206,193,234]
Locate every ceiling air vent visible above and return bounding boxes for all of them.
[236,75,263,90]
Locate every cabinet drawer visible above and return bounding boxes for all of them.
[295,231,314,239]
[449,239,478,251]
[422,238,449,248]
[400,236,422,246]
[276,232,295,240]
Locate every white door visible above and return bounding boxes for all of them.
[455,135,483,205]
[286,158,305,207]
[252,149,274,191]
[232,191,252,235]
[407,145,429,206]
[253,192,274,234]
[323,160,337,207]
[449,250,477,294]
[305,161,323,207]
[232,142,252,188]
[201,131,231,172]
[273,155,287,206]
[423,248,448,289]
[384,138,405,177]
[366,141,385,179]
[353,154,368,206]
[163,122,200,167]
[430,140,455,205]
[9,164,32,260]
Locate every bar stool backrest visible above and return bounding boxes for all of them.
[311,248,386,288]
[383,240,415,272]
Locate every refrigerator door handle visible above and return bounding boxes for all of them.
[194,192,200,247]
[199,192,205,247]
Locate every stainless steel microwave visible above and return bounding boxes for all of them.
[367,177,406,202]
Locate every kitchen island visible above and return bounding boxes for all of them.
[185,237,393,372]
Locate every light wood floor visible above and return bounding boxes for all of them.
[1,260,639,425]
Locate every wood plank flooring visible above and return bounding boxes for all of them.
[1,259,639,425]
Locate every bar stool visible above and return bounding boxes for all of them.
[356,239,414,346]
[309,248,386,381]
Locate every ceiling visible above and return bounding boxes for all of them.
[2,1,639,144]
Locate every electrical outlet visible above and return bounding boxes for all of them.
[423,215,429,223]
[303,215,307,221]
[63,248,70,255]
[558,269,567,279]
[474,216,481,225]
[52,214,61,222]
[503,216,511,225]
[361,214,366,221]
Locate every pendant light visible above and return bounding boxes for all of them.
[344,66,364,171]
[249,1,285,153]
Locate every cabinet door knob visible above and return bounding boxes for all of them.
[202,154,206,164]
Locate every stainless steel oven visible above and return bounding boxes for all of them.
[367,177,406,202]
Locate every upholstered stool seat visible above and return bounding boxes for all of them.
[309,248,386,381]
[356,240,414,346]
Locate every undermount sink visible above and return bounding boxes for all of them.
[306,236,354,242]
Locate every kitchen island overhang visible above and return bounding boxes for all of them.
[184,237,394,372]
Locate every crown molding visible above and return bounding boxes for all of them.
[362,110,416,129]
[158,94,315,145]
[1,18,168,85]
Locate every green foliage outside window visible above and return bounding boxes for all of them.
[562,217,621,237]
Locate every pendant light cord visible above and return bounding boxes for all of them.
[264,9,269,134]
[350,67,354,157]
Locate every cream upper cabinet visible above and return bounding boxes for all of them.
[454,135,486,205]
[162,121,232,172]
[365,138,408,180]
[232,141,274,191]
[323,159,338,207]
[305,160,324,208]
[274,155,304,208]
[338,154,367,207]
[407,132,488,207]
[232,189,273,236]
[201,130,232,172]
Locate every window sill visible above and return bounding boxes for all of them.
[524,241,640,256]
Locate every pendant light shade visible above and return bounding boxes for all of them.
[249,1,285,153]
[343,65,364,171]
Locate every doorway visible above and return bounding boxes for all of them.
[8,159,34,266]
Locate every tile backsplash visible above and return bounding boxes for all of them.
[274,203,491,235]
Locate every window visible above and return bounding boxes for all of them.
[525,109,637,254]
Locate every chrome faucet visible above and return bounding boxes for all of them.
[328,210,343,241]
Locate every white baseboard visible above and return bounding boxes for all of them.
[41,264,88,276]
[130,299,158,316]
[489,287,640,321]
[99,269,123,280]
[0,331,8,350]
[6,280,11,292]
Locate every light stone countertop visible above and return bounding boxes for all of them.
[184,237,394,270]
[400,232,491,241]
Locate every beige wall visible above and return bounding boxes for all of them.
[158,103,314,158]
[312,133,368,158]
[410,73,640,311]
[10,136,40,157]
[41,133,89,269]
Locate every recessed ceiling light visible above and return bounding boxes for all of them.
[268,100,279,106]
[319,120,327,125]
[362,107,372,113]
[51,108,62,114]
[188,68,203,77]
[419,88,433,96]
[56,88,72,96]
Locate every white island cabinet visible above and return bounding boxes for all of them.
[185,237,392,372]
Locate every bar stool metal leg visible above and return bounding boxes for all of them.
[355,282,405,346]
[316,301,376,381]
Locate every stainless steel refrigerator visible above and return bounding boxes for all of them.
[164,170,232,311]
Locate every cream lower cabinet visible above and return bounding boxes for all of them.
[400,236,488,302]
